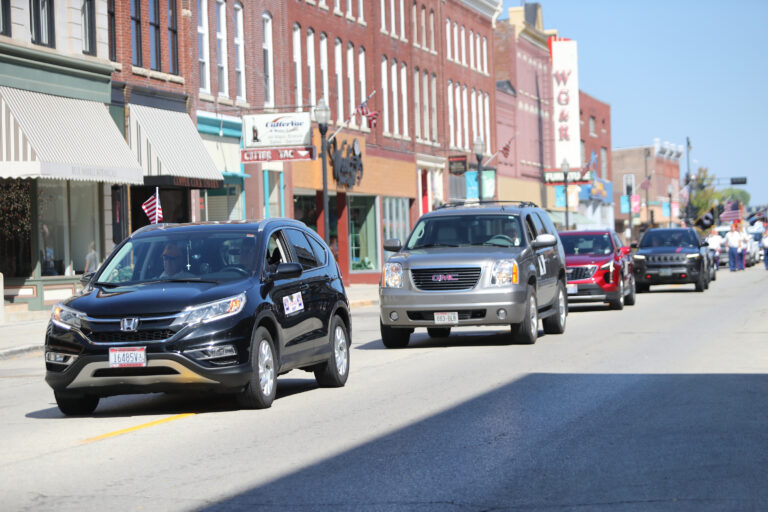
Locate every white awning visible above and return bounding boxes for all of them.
[129,104,222,183]
[0,86,143,184]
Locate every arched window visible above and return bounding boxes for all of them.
[482,36,488,74]
[399,0,405,39]
[429,10,435,51]
[389,0,396,35]
[430,73,437,141]
[262,12,273,105]
[453,22,459,63]
[454,83,462,148]
[471,88,478,144]
[217,1,229,96]
[400,62,408,138]
[411,2,417,46]
[380,0,386,33]
[197,0,209,92]
[413,67,421,139]
[381,55,389,133]
[462,86,469,150]
[319,33,329,108]
[358,47,367,126]
[391,59,399,135]
[306,28,316,109]
[445,18,451,60]
[421,70,429,141]
[447,81,454,147]
[234,4,246,100]
[334,38,344,121]
[347,42,356,126]
[484,93,491,153]
[293,24,303,109]
[460,25,466,66]
[420,6,426,48]
[469,30,474,70]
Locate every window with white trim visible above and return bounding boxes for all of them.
[216,0,228,96]
[389,0,395,35]
[422,70,429,141]
[335,38,344,121]
[400,62,408,138]
[399,0,405,39]
[454,83,462,149]
[482,36,488,73]
[469,30,474,70]
[623,174,635,195]
[430,73,437,142]
[476,89,484,148]
[445,18,451,60]
[447,81,454,147]
[149,0,161,70]
[293,23,302,110]
[347,42,356,126]
[475,33,481,72]
[471,89,477,143]
[82,0,96,55]
[358,0,364,23]
[391,59,399,135]
[307,29,316,108]
[453,23,459,63]
[381,55,389,133]
[413,68,421,139]
[460,26,466,66]
[411,2,417,45]
[462,86,469,150]
[262,12,274,105]
[234,3,246,100]
[320,33,329,109]
[429,10,435,51]
[420,6,426,47]
[358,47,367,126]
[484,93,491,153]
[346,0,352,17]
[380,0,386,32]
[197,0,209,92]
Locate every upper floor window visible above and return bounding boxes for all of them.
[334,38,344,121]
[168,0,179,75]
[307,29,316,108]
[411,2,417,45]
[357,0,364,23]
[358,47,367,127]
[460,26,466,66]
[130,0,141,64]
[233,3,245,100]
[589,116,596,136]
[601,147,608,179]
[216,0,228,96]
[30,0,55,47]
[380,0,386,33]
[263,12,274,106]
[399,0,405,39]
[319,33,329,108]
[429,10,435,51]
[482,36,488,73]
[82,0,96,55]
[445,18,451,60]
[1,0,10,36]
[468,30,474,69]
[347,42,356,125]
[420,6,426,48]
[292,23,302,110]
[197,0,210,92]
[149,0,161,70]
[107,0,116,60]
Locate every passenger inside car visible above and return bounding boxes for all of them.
[265,234,287,272]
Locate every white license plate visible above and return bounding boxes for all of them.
[566,283,578,294]
[434,312,458,324]
[659,268,673,276]
[109,347,147,368]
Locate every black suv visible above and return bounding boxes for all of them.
[632,227,710,292]
[45,219,351,415]
[379,201,567,346]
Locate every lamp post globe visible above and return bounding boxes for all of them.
[473,137,484,201]
[314,99,331,244]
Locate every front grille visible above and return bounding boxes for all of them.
[92,367,179,377]
[411,267,481,291]
[87,329,175,343]
[567,265,597,281]
[648,254,686,264]
[407,310,486,321]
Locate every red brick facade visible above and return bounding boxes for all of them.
[579,90,611,182]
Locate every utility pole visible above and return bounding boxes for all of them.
[685,136,692,225]
[644,148,650,227]
[627,183,634,243]
[562,159,570,230]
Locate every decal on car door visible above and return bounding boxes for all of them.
[538,255,547,276]
[283,292,304,315]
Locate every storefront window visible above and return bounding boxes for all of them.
[69,182,101,274]
[38,180,70,276]
[206,185,242,221]
[294,195,319,232]
[0,179,33,278]
[349,195,378,271]
[382,196,409,259]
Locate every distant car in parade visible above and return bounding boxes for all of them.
[44,219,351,415]
[559,230,636,310]
[632,228,711,292]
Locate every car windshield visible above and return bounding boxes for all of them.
[95,231,260,286]
[639,229,699,249]
[560,234,613,256]
[405,214,524,249]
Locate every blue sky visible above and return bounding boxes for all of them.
[499,0,768,206]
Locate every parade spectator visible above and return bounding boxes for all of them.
[762,228,768,270]
[724,223,742,272]
[706,228,723,268]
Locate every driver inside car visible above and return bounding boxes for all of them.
[239,237,257,272]
[159,242,193,279]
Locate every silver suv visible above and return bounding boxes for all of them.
[379,202,567,347]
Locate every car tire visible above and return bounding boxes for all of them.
[380,321,411,348]
[427,327,451,338]
[511,286,538,345]
[314,315,350,388]
[636,283,650,293]
[609,278,625,310]
[542,281,566,335]
[695,272,706,292]
[237,326,277,409]
[54,392,99,416]
[624,277,637,306]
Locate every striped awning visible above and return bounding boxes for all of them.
[129,104,222,184]
[0,86,143,184]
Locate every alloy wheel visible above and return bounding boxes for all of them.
[557,288,566,325]
[334,324,349,376]
[528,294,538,340]
[258,339,275,397]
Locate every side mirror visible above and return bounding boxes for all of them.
[271,262,302,280]
[620,246,631,256]
[630,242,638,249]
[383,238,402,252]
[79,272,95,287]
[531,233,557,249]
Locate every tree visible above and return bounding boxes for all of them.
[716,187,750,207]
[689,167,717,221]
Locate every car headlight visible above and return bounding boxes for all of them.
[175,293,246,327]
[382,262,404,288]
[491,259,518,286]
[51,303,83,330]
[686,253,700,259]
[633,254,645,260]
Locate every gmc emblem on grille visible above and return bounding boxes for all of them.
[432,273,459,282]
[120,317,139,332]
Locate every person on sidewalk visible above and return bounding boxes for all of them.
[762,228,768,270]
[724,222,742,272]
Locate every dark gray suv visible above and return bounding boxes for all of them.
[379,201,567,346]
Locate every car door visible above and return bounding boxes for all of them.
[526,213,555,306]
[264,229,316,366]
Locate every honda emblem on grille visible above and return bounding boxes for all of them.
[432,273,459,282]
[120,317,139,332]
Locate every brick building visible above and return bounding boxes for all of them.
[575,90,613,230]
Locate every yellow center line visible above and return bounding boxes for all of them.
[80,413,195,444]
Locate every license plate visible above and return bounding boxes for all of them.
[566,283,578,294]
[109,347,147,368]
[659,268,672,276]
[433,312,458,324]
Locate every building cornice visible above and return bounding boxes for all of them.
[459,0,503,20]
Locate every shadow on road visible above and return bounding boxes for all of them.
[199,373,768,511]
[356,327,553,351]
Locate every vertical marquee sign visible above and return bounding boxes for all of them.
[549,38,581,171]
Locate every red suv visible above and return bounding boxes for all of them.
[559,230,636,310]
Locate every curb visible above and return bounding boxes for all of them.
[0,344,44,361]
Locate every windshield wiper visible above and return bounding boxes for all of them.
[469,241,510,247]
[149,278,220,284]
[412,243,460,248]
[93,281,121,288]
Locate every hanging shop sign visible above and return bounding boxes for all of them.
[448,155,468,175]
[242,112,312,148]
[241,146,315,163]
[543,169,592,185]
[549,38,581,173]
[330,138,363,188]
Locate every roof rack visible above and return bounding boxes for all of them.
[436,200,539,210]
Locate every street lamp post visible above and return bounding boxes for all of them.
[474,137,484,202]
[562,159,570,231]
[626,183,633,243]
[644,148,650,227]
[667,183,673,228]
[315,99,331,244]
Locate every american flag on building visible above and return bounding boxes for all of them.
[141,190,163,224]
[719,199,741,223]
[355,92,379,129]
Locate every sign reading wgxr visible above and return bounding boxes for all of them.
[550,38,581,171]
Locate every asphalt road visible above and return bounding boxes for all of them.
[1,268,767,511]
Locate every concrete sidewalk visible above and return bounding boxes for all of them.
[0,284,380,360]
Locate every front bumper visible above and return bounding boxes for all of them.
[566,282,620,303]
[634,265,701,285]
[379,286,528,327]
